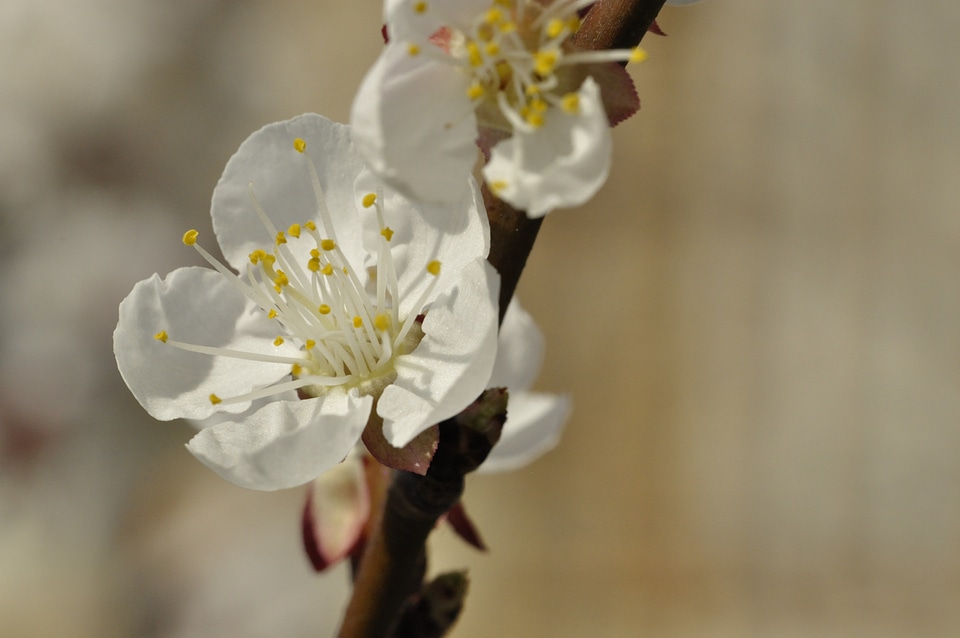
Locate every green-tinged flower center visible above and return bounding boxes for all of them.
[156,138,442,407]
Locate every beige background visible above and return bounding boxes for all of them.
[1,1,958,636]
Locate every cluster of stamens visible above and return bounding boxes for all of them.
[409,0,646,132]
[154,138,441,406]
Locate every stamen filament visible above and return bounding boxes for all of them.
[216,374,357,405]
[165,339,307,366]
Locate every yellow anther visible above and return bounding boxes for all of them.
[362,192,377,208]
[353,316,363,328]
[276,231,287,245]
[321,239,336,251]
[261,253,276,266]
[307,256,321,272]
[546,18,565,39]
[561,92,580,114]
[525,112,544,128]
[291,363,302,376]
[267,309,277,319]
[485,41,500,56]
[476,22,495,42]
[318,304,331,315]
[496,61,513,84]
[525,84,541,97]
[531,97,548,113]
[249,249,265,264]
[293,138,306,153]
[491,180,508,192]
[467,41,483,67]
[567,16,581,32]
[209,394,222,405]
[287,223,301,238]
[414,1,428,13]
[343,267,348,274]
[374,314,391,331]
[498,20,516,34]
[154,330,169,343]
[485,7,503,23]
[408,43,421,56]
[427,260,441,276]
[274,270,289,287]
[274,336,285,346]
[305,220,317,231]
[533,49,558,76]
[310,248,320,257]
[630,47,649,64]
[380,226,394,241]
[305,339,316,349]
[182,229,199,246]
[466,82,485,100]
[321,263,334,276]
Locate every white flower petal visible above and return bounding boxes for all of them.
[478,392,570,474]
[385,0,491,40]
[378,259,500,447]
[354,166,489,318]
[351,43,478,205]
[186,393,373,491]
[187,393,299,431]
[114,267,297,421]
[212,114,367,272]
[482,77,612,217]
[488,299,544,392]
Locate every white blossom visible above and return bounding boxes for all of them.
[114,114,499,490]
[352,0,648,217]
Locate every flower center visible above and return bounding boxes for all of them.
[157,138,442,407]
[413,0,645,132]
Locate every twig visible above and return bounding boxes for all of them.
[337,2,667,635]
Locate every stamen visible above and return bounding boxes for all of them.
[162,338,308,366]
[215,375,358,406]
[560,48,642,66]
[545,18,565,39]
[467,81,485,100]
[395,261,442,346]
[560,92,579,114]
[533,49,558,76]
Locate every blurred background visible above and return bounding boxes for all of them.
[1,1,958,636]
